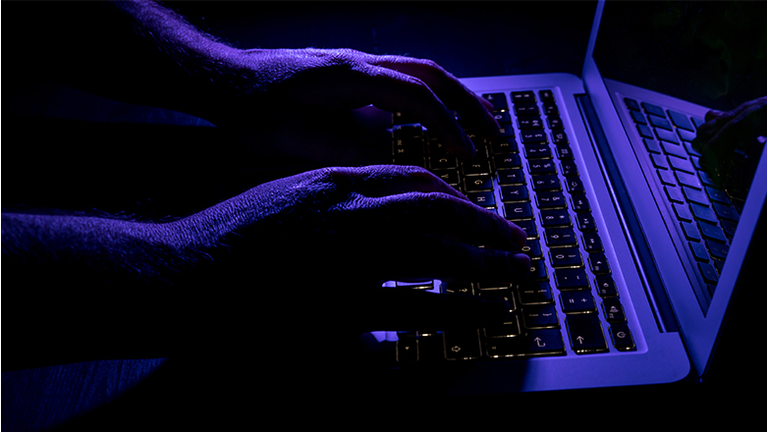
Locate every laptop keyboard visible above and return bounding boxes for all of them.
[623,98,740,298]
[389,89,636,363]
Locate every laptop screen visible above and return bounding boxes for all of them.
[593,1,766,112]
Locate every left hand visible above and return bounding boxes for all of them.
[203,48,499,165]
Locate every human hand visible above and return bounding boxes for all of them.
[693,97,766,201]
[205,48,498,164]
[178,165,528,333]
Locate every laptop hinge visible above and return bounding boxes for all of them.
[575,93,680,333]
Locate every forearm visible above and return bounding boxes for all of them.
[1,211,203,369]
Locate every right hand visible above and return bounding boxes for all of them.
[177,165,529,333]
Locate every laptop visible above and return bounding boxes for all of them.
[371,0,767,393]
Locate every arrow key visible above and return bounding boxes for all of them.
[565,314,608,354]
[443,329,482,361]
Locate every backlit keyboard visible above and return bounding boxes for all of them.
[389,89,636,363]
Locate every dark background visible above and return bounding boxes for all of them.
[2,1,765,430]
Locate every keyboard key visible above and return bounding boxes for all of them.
[595,275,618,298]
[518,116,544,129]
[462,159,491,176]
[396,333,419,363]
[682,187,708,205]
[669,157,695,173]
[566,314,608,354]
[482,93,509,111]
[609,322,636,351]
[576,213,597,231]
[552,130,569,145]
[444,330,482,360]
[532,175,562,192]
[713,202,739,221]
[484,316,522,338]
[561,291,596,313]
[631,110,647,124]
[582,231,604,253]
[571,195,591,212]
[431,169,459,186]
[642,102,666,118]
[515,104,540,117]
[548,116,564,129]
[504,202,534,220]
[497,168,526,185]
[625,98,641,111]
[521,130,548,144]
[644,138,662,154]
[560,160,579,176]
[467,191,496,207]
[464,174,493,191]
[698,262,719,284]
[690,242,710,262]
[589,253,611,274]
[650,153,669,170]
[602,298,626,323]
[486,329,565,357]
[667,110,694,131]
[655,128,680,144]
[493,153,522,169]
[489,136,518,154]
[690,203,718,224]
[675,171,703,189]
[528,160,557,175]
[550,247,583,268]
[544,228,577,247]
[492,111,512,124]
[500,185,529,202]
[529,260,549,280]
[566,178,585,194]
[554,268,590,290]
[540,209,571,227]
[536,192,567,209]
[637,124,654,139]
[648,115,672,131]
[524,143,552,158]
[516,220,538,239]
[681,221,701,241]
[429,155,458,170]
[522,305,559,329]
[673,203,693,222]
[518,281,555,305]
[665,186,685,204]
[706,240,729,260]
[698,221,727,242]
[511,91,536,103]
[705,186,730,204]
[539,90,555,102]
[556,145,574,159]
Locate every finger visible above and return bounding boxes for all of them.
[327,165,469,201]
[336,191,527,250]
[371,56,500,137]
[350,65,478,158]
[347,288,511,332]
[357,234,531,284]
